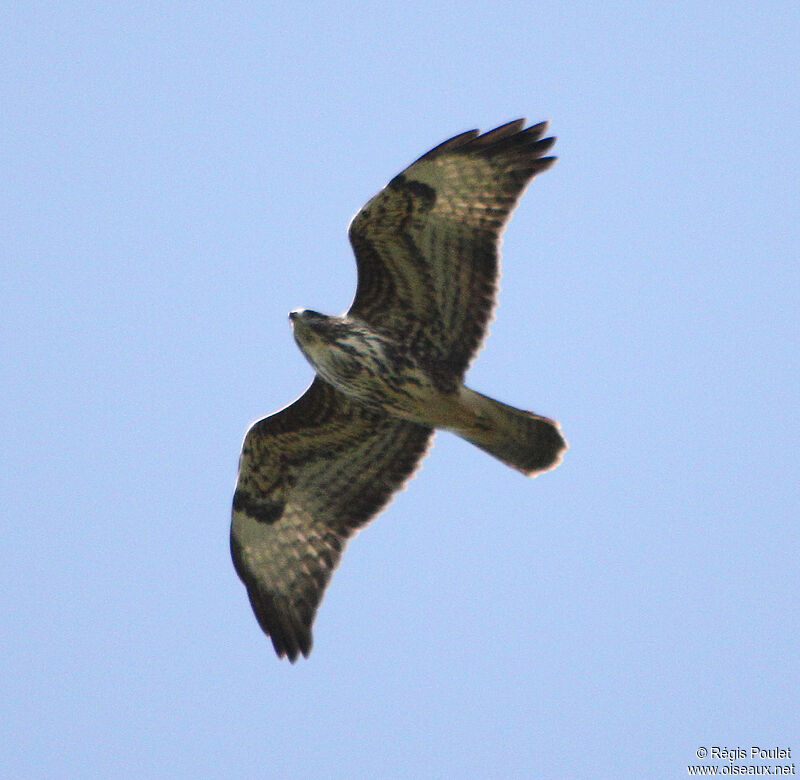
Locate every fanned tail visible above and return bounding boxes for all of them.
[451,387,567,476]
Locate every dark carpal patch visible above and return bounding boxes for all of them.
[233,489,285,525]
[388,174,437,211]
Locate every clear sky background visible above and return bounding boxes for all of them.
[3,2,798,778]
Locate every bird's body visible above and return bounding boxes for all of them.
[289,310,433,416]
[290,309,460,425]
[289,308,564,461]
[232,119,567,660]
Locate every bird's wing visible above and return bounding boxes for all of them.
[348,119,555,379]
[231,377,433,661]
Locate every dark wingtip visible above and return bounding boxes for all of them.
[270,618,312,662]
[472,118,527,144]
[415,119,555,166]
[417,128,480,160]
[245,586,314,663]
[275,641,307,663]
[535,155,557,172]
[271,631,312,663]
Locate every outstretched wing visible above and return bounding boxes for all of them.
[348,119,555,379]
[231,378,433,661]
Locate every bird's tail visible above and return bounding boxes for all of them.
[450,386,567,476]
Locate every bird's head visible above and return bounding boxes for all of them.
[289,309,325,325]
[289,309,343,356]
[289,308,327,339]
[289,309,376,370]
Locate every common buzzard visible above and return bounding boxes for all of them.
[232,119,567,660]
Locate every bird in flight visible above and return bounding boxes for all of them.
[231,119,567,661]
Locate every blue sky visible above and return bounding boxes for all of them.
[3,2,798,777]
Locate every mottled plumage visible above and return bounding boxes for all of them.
[232,119,567,660]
